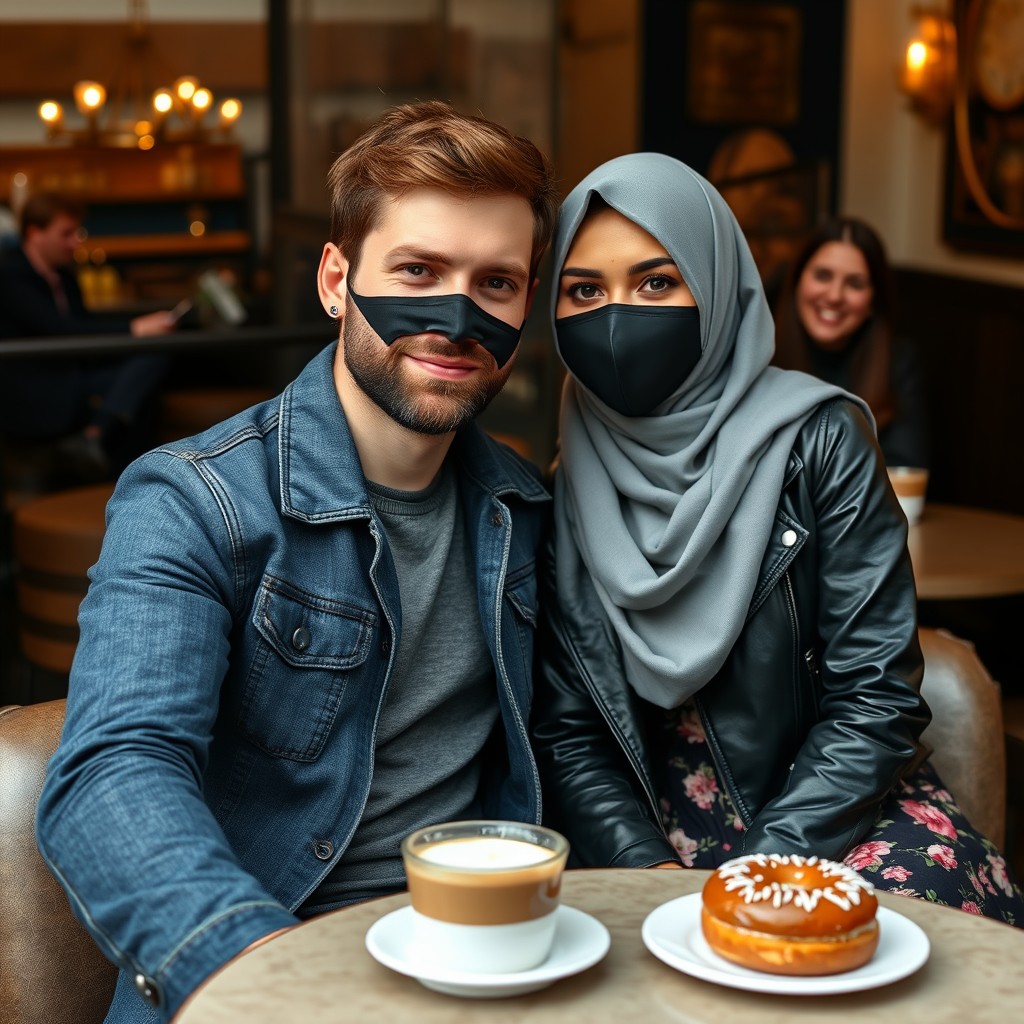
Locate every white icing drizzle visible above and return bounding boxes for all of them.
[716,854,874,914]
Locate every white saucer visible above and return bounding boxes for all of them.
[365,904,610,998]
[642,893,929,995]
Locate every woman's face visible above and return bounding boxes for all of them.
[557,206,696,316]
[795,240,874,351]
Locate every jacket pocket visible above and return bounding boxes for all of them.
[240,576,377,761]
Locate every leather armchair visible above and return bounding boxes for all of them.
[0,700,116,1024]
[918,628,1006,849]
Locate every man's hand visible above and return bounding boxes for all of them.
[130,309,178,337]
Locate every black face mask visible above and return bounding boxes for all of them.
[347,283,524,368]
[556,304,702,416]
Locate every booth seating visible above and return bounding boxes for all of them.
[12,484,114,676]
[919,628,1006,848]
[157,387,274,444]
[0,700,117,1024]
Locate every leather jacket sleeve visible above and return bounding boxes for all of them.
[736,400,928,857]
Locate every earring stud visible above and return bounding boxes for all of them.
[329,305,339,317]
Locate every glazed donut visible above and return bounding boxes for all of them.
[700,853,879,976]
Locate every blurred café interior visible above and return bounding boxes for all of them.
[1,0,1023,859]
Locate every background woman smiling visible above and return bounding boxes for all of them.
[772,217,929,469]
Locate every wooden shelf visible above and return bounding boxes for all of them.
[83,231,251,260]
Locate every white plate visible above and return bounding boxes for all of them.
[365,903,610,998]
[642,893,929,995]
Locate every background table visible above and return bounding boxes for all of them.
[908,503,1024,600]
[173,868,1024,1024]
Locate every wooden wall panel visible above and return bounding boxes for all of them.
[0,23,266,97]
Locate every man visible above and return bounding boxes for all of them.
[0,192,176,478]
[36,101,556,1023]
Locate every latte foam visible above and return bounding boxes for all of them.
[417,836,552,869]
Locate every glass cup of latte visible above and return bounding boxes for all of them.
[401,820,570,974]
[887,466,929,525]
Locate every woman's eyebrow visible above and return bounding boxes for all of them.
[561,265,603,278]
[628,256,676,275]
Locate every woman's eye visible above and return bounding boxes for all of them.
[644,275,674,293]
[568,282,600,300]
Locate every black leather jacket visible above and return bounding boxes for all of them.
[532,399,930,867]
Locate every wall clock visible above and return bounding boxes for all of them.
[952,0,1024,232]
[972,0,1024,110]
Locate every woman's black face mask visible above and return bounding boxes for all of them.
[556,304,702,416]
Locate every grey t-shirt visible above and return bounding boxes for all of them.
[300,462,498,913]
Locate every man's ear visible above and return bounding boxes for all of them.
[317,243,349,315]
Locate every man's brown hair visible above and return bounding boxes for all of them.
[19,192,85,240]
[327,101,557,275]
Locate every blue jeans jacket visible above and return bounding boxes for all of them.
[36,343,551,1022]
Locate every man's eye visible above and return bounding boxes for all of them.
[485,277,512,291]
[402,264,429,277]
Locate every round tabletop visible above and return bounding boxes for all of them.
[173,868,1024,1024]
[908,503,1024,600]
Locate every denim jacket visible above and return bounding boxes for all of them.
[36,343,551,1022]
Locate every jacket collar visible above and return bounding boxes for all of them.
[277,343,548,522]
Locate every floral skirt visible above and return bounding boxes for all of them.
[661,705,1024,927]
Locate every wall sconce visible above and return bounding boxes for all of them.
[898,6,957,125]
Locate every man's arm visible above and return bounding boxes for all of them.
[36,454,298,1020]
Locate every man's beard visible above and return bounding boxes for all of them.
[342,295,514,435]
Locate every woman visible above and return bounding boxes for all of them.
[773,217,928,468]
[533,153,1022,923]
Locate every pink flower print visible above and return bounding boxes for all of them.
[722,842,732,852]
[667,828,699,867]
[844,840,892,871]
[986,854,1015,897]
[978,865,998,896]
[889,886,920,897]
[927,844,957,870]
[899,799,958,840]
[969,869,984,896]
[881,865,912,882]
[683,771,718,810]
[961,900,983,916]
[934,789,953,804]
[677,712,706,744]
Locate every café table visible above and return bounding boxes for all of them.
[908,502,1024,600]
[173,867,1024,1023]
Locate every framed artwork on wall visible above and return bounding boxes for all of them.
[943,0,1024,255]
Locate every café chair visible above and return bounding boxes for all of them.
[918,627,1006,848]
[0,700,116,1024]
[12,483,114,677]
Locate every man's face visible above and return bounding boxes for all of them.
[328,187,535,435]
[26,213,82,271]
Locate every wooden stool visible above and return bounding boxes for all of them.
[13,484,114,675]
[158,387,274,444]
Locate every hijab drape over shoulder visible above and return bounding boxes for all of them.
[552,153,867,708]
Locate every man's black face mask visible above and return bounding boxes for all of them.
[347,283,524,368]
[556,304,702,416]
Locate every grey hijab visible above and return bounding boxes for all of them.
[552,153,868,708]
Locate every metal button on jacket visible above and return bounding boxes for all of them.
[291,626,311,652]
[313,839,334,860]
[781,529,798,547]
[491,510,503,527]
[134,973,160,1008]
